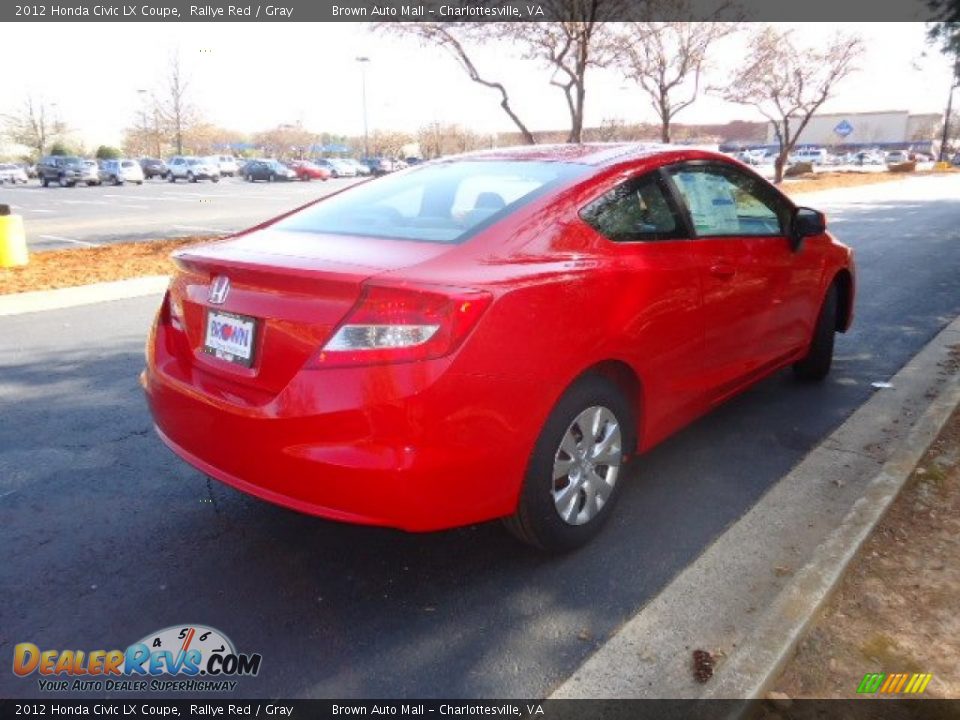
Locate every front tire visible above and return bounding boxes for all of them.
[503,375,634,552]
[793,283,838,382]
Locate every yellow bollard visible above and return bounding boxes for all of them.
[0,204,29,267]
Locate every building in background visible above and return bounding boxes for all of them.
[764,110,942,154]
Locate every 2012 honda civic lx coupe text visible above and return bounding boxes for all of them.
[142,144,855,551]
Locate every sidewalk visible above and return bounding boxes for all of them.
[771,387,960,699]
[552,316,960,701]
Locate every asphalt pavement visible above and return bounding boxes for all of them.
[1,175,959,699]
[0,175,364,250]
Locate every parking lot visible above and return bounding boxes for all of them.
[2,174,959,699]
[0,175,365,250]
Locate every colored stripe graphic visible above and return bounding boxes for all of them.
[858,672,933,694]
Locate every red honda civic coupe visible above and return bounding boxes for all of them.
[142,144,855,551]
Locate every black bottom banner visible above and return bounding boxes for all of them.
[2,699,959,720]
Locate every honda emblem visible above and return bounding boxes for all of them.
[208,276,230,305]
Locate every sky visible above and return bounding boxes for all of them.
[2,22,954,148]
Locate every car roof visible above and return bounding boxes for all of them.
[444,142,694,168]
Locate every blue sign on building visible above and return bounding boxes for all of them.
[834,120,854,137]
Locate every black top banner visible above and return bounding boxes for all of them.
[0,0,943,22]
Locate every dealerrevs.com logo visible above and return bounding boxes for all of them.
[13,625,262,693]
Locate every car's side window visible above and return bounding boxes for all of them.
[579,172,687,243]
[667,164,789,238]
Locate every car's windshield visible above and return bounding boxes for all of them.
[275,160,589,244]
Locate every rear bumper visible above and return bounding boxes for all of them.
[141,344,536,532]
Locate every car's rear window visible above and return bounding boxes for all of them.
[275,160,589,243]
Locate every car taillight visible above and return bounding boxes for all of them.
[315,284,492,368]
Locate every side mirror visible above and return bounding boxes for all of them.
[790,206,826,251]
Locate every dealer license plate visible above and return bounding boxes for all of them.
[203,310,258,367]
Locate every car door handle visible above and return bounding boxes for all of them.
[709,262,736,279]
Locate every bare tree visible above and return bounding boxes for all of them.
[378,1,618,145]
[1,96,65,158]
[718,26,863,183]
[376,22,537,144]
[158,51,198,155]
[517,1,617,143]
[610,20,739,143]
[417,121,484,158]
[368,129,415,158]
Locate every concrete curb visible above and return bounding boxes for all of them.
[551,315,960,701]
[0,275,169,316]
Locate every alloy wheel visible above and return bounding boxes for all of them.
[551,406,622,526]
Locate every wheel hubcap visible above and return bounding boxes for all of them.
[551,406,622,526]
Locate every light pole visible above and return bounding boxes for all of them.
[938,55,960,162]
[356,56,370,158]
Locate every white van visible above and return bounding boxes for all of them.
[790,147,828,165]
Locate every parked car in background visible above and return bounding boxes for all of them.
[210,155,240,177]
[0,163,29,184]
[342,158,371,176]
[140,158,168,179]
[99,159,145,185]
[243,159,297,182]
[885,150,910,164]
[361,157,396,175]
[38,156,98,187]
[288,161,331,181]
[81,160,101,185]
[790,147,828,165]
[143,143,855,551]
[312,158,356,178]
[167,156,221,183]
[404,157,423,166]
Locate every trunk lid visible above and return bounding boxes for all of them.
[167,229,451,399]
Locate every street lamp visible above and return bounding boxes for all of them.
[938,55,960,162]
[356,56,370,158]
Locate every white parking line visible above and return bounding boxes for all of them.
[24,208,54,213]
[61,200,109,206]
[173,225,227,234]
[38,234,99,247]
[116,204,150,210]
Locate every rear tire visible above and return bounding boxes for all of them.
[793,283,838,382]
[168,173,175,183]
[503,375,634,552]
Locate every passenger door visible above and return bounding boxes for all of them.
[578,170,705,445]
[663,161,804,399]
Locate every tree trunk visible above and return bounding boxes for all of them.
[661,121,671,144]
[774,152,787,184]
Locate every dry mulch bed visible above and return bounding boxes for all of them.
[0,237,212,295]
